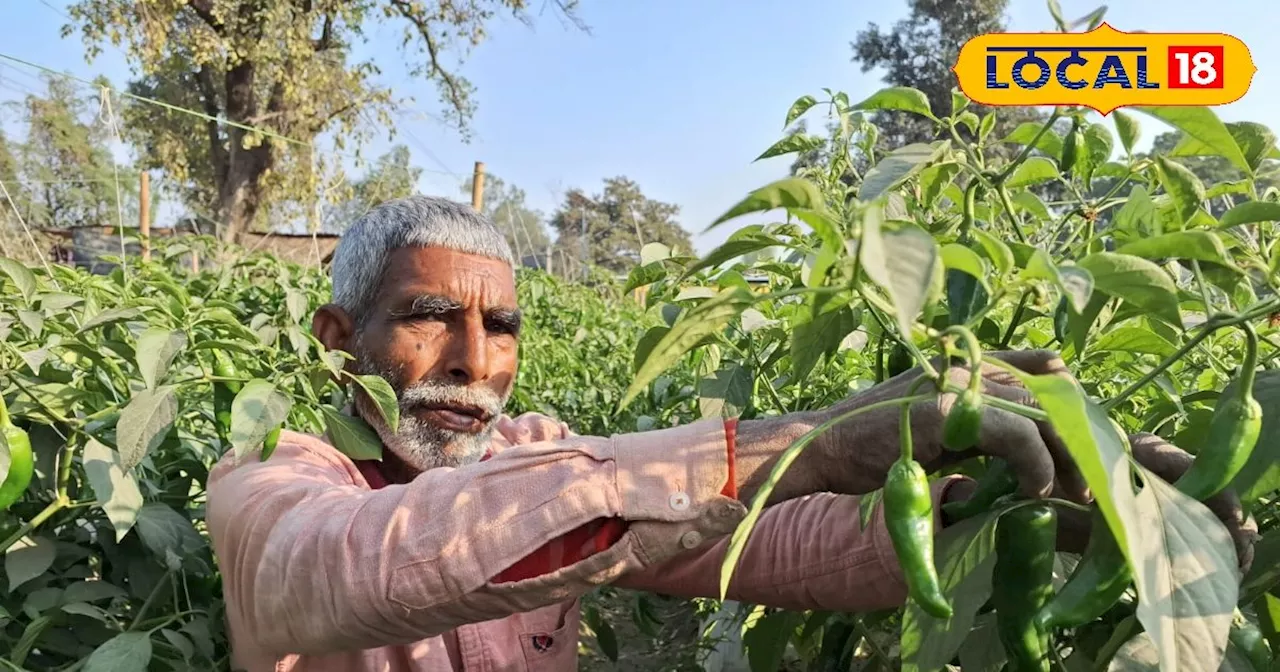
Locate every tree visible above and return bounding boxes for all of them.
[64,0,585,244]
[461,173,550,260]
[4,76,132,230]
[850,0,1044,152]
[321,144,422,233]
[548,177,691,275]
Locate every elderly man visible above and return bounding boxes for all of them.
[207,195,1255,671]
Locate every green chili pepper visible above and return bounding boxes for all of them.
[261,425,283,462]
[1061,117,1083,178]
[0,393,34,512]
[941,459,1018,522]
[1053,297,1070,344]
[212,350,241,445]
[1175,322,1262,501]
[942,387,984,451]
[1229,619,1273,672]
[1034,507,1131,630]
[884,406,952,619]
[887,342,914,378]
[994,503,1057,672]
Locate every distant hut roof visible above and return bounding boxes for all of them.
[241,231,341,266]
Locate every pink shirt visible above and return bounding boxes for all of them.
[206,413,961,671]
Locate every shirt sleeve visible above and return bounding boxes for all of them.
[491,417,739,583]
[205,420,745,656]
[614,476,971,612]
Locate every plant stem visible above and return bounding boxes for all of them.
[129,569,174,631]
[0,497,66,553]
[997,186,1030,243]
[1191,260,1215,313]
[1000,291,1031,349]
[994,108,1062,184]
[853,617,894,669]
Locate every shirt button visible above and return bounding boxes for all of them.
[680,531,703,549]
[668,492,691,511]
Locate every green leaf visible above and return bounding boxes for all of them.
[17,310,42,338]
[83,632,153,672]
[859,489,881,531]
[285,288,308,324]
[230,380,293,459]
[116,386,179,470]
[917,162,962,208]
[135,503,205,562]
[639,242,671,265]
[1113,185,1161,237]
[698,363,752,419]
[83,438,144,542]
[1059,266,1094,314]
[1091,326,1179,357]
[36,291,82,312]
[1006,156,1059,189]
[861,206,941,337]
[1229,370,1280,501]
[4,536,55,592]
[1047,0,1066,28]
[956,110,980,134]
[1117,231,1232,266]
[0,257,36,303]
[321,406,384,461]
[1155,156,1206,227]
[744,610,802,672]
[1083,123,1115,185]
[1010,372,1143,585]
[941,244,989,288]
[77,306,143,333]
[951,89,970,115]
[901,513,999,672]
[756,133,824,161]
[1225,121,1277,172]
[957,613,1007,672]
[1136,107,1252,175]
[791,304,857,380]
[709,178,824,230]
[1114,110,1140,154]
[633,325,670,374]
[623,261,666,293]
[620,287,754,411]
[349,374,400,433]
[1002,122,1063,159]
[1130,465,1240,672]
[1219,201,1280,229]
[858,141,950,201]
[680,235,780,280]
[972,229,1014,276]
[851,86,937,120]
[784,94,819,127]
[135,327,187,390]
[1011,190,1051,222]
[62,580,127,604]
[1077,253,1181,327]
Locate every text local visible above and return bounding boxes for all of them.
[985,47,1160,91]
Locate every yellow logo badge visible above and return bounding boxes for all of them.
[952,23,1256,114]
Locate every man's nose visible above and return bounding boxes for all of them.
[442,319,488,384]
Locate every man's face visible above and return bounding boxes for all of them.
[335,247,521,472]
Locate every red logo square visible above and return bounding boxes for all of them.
[1168,46,1225,88]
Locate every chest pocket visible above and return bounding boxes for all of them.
[517,599,581,671]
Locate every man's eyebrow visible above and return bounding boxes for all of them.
[485,307,523,334]
[393,294,462,316]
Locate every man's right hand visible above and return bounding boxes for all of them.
[735,349,1090,506]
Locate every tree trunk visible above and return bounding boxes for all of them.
[217,140,271,245]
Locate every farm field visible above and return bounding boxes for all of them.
[3,85,1280,671]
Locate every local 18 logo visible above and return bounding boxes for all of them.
[951,23,1256,114]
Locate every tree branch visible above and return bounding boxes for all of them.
[386,0,468,117]
[186,0,223,32]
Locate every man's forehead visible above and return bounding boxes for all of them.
[381,246,517,305]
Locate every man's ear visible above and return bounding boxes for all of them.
[312,304,355,369]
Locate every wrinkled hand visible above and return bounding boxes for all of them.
[1053,432,1259,573]
[812,349,1090,503]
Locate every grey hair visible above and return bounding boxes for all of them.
[330,194,516,326]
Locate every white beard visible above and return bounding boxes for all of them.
[351,334,508,471]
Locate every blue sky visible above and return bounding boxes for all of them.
[2,0,1279,254]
